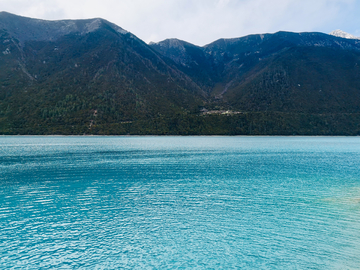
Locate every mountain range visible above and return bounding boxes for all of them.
[1,11,360,135]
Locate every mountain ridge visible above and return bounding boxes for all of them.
[0,11,128,44]
[329,29,360,40]
[1,12,360,135]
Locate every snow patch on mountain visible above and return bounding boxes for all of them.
[83,18,128,35]
[154,39,185,50]
[105,21,128,35]
[84,19,102,33]
[329,30,360,40]
[2,48,10,55]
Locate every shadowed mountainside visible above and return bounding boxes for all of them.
[1,12,360,135]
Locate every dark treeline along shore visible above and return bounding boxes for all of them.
[1,12,360,135]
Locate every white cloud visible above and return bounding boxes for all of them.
[0,0,358,45]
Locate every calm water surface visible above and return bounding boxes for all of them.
[0,136,360,269]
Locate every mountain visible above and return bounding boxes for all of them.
[1,12,360,135]
[329,30,360,40]
[149,38,217,90]
[0,11,128,43]
[151,31,360,113]
[0,12,205,134]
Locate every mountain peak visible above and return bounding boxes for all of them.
[0,12,128,43]
[151,38,191,49]
[329,29,359,40]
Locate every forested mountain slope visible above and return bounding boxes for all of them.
[1,12,360,135]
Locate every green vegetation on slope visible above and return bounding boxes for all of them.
[2,13,360,135]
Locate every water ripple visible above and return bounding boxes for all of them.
[1,136,360,269]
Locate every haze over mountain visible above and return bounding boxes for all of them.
[1,12,360,135]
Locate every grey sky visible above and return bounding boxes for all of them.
[1,0,359,46]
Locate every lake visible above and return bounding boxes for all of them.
[1,136,360,269]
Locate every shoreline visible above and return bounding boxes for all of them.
[0,134,358,137]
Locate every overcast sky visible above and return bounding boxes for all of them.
[1,0,360,46]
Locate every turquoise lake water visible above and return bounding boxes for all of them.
[1,136,360,269]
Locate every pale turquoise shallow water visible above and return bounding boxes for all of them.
[1,136,360,269]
